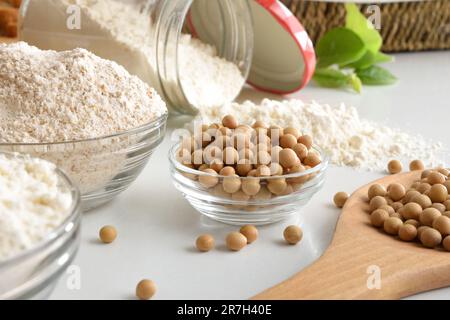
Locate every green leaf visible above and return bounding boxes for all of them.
[313,68,351,88]
[349,74,362,93]
[345,3,382,53]
[313,68,362,93]
[343,50,394,69]
[345,50,375,69]
[316,27,366,68]
[356,65,397,85]
[373,51,394,64]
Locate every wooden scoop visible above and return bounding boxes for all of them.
[254,171,450,300]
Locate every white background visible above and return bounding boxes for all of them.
[52,51,450,300]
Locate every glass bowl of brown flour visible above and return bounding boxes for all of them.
[1,113,168,211]
[0,42,168,210]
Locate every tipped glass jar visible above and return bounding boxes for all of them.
[19,0,254,114]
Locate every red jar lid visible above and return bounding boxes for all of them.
[249,0,316,94]
[187,0,316,94]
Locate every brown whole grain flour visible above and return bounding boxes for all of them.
[0,42,167,195]
[0,42,166,143]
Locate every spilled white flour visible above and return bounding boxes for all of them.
[21,0,245,110]
[193,99,445,171]
[0,154,73,260]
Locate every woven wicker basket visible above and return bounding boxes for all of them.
[282,0,450,52]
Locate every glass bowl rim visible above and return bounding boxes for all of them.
[0,152,81,268]
[0,112,168,147]
[168,142,329,180]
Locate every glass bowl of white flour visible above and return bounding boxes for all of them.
[0,152,81,300]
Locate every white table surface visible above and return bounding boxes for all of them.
[51,51,450,300]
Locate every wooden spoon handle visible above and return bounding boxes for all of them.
[253,239,450,300]
[253,242,383,299]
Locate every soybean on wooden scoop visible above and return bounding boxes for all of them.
[254,171,450,299]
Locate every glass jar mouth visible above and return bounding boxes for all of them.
[156,0,254,114]
[0,152,81,268]
[168,142,329,180]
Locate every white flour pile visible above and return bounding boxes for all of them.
[21,0,245,110]
[0,42,167,194]
[193,99,445,171]
[0,154,73,260]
